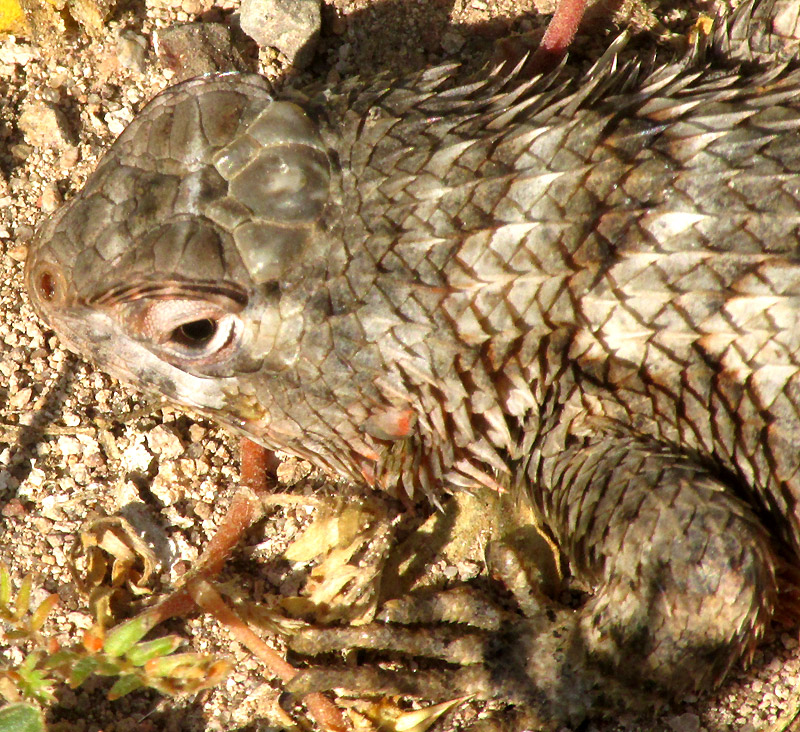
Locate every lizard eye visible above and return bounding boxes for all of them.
[121,298,244,369]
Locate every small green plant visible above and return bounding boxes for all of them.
[0,563,230,732]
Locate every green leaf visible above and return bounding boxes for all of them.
[13,577,31,622]
[30,596,58,632]
[14,669,54,705]
[93,658,126,677]
[125,636,182,667]
[107,674,144,700]
[68,657,99,688]
[103,613,159,658]
[40,650,80,671]
[2,632,29,642]
[0,565,10,609]
[13,653,55,702]
[145,653,209,679]
[0,703,45,732]
[16,655,40,675]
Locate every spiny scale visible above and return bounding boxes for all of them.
[24,0,800,720]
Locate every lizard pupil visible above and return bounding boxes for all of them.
[175,318,217,345]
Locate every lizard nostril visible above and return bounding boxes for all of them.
[38,270,57,301]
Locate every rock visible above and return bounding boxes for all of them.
[10,143,32,160]
[104,105,134,136]
[116,29,148,72]
[154,22,245,82]
[441,29,465,54]
[17,99,75,151]
[239,0,320,69]
[17,0,66,49]
[58,145,81,169]
[146,424,185,460]
[39,182,62,213]
[0,40,37,67]
[68,0,117,35]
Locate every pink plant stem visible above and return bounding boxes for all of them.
[530,0,588,73]
[189,578,349,732]
[142,439,350,730]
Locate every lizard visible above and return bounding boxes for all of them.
[22,0,800,722]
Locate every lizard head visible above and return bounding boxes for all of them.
[26,73,336,439]
[26,69,524,497]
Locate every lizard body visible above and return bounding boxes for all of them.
[25,0,800,719]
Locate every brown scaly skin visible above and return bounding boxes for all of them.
[24,0,800,721]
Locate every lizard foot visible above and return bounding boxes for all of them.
[284,552,601,726]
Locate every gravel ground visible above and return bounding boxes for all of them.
[1,0,800,730]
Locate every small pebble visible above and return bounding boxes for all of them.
[441,29,465,54]
[40,183,62,213]
[116,29,148,72]
[2,498,27,517]
[10,143,33,160]
[18,99,75,151]
[146,424,185,459]
[14,224,34,242]
[0,39,37,66]
[666,713,700,732]
[193,500,213,519]
[6,244,27,261]
[105,114,126,136]
[62,411,82,427]
[58,146,81,168]
[56,435,83,457]
[122,438,154,473]
[8,387,32,409]
[181,0,205,14]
